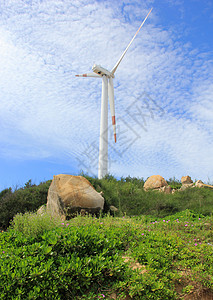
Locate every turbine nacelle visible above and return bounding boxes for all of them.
[92,64,114,78]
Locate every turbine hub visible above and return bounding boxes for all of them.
[92,64,114,78]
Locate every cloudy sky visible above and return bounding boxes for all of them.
[0,0,212,190]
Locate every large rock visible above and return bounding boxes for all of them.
[47,174,104,220]
[180,183,194,190]
[144,175,168,191]
[181,176,193,184]
[159,185,172,194]
[195,180,213,189]
[195,180,204,188]
[180,176,194,190]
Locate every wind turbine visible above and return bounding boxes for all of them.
[76,8,152,179]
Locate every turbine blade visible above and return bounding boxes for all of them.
[108,77,116,143]
[111,8,152,75]
[75,72,101,78]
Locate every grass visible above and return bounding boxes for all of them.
[0,209,212,299]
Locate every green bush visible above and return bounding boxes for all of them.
[84,175,213,217]
[0,211,212,299]
[0,180,51,229]
[167,177,182,189]
[10,211,61,238]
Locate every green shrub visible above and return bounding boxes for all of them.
[167,177,182,189]
[0,180,51,229]
[0,211,212,299]
[84,175,213,217]
[10,211,61,238]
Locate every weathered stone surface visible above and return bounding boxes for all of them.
[159,185,172,194]
[180,183,194,190]
[181,176,193,184]
[144,175,168,191]
[202,184,213,189]
[37,205,46,215]
[195,180,204,187]
[195,180,213,189]
[47,174,104,219]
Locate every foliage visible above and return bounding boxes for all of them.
[167,177,182,189]
[0,180,51,229]
[1,175,213,230]
[83,174,213,217]
[0,210,212,299]
[10,211,61,238]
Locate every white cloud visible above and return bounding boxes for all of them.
[0,0,212,183]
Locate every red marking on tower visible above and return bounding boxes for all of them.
[114,133,117,143]
[83,74,87,77]
[112,116,116,125]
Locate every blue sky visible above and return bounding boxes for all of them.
[0,0,212,190]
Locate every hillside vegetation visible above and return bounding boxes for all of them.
[0,210,212,299]
[0,180,51,229]
[0,175,212,299]
[0,175,213,229]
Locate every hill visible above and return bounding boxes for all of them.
[0,175,212,229]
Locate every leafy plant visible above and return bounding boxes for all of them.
[10,211,61,238]
[0,210,212,299]
[0,180,51,229]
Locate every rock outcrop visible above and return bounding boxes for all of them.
[144,175,168,191]
[195,180,213,189]
[159,185,172,194]
[143,175,213,193]
[181,176,193,184]
[180,176,194,190]
[180,183,194,190]
[47,174,104,220]
[195,180,204,187]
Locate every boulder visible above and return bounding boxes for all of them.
[195,180,213,189]
[202,184,213,189]
[144,175,168,191]
[180,183,194,190]
[47,174,104,220]
[159,185,172,194]
[181,176,193,184]
[195,180,204,188]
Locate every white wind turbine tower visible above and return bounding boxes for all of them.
[76,8,152,179]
